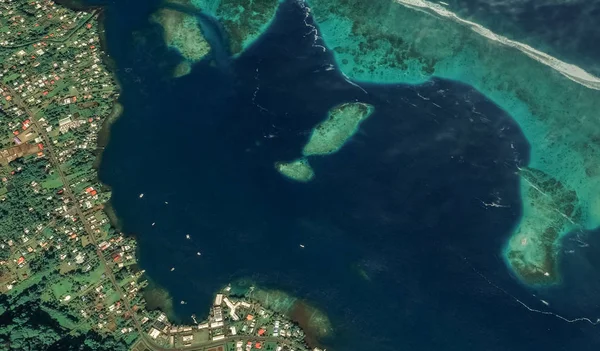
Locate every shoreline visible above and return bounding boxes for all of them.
[65,2,333,347]
[394,0,600,90]
[232,280,333,349]
[306,0,600,287]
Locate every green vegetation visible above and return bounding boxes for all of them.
[303,0,600,284]
[0,296,130,351]
[187,0,281,55]
[303,102,374,156]
[233,279,332,339]
[0,2,326,351]
[274,102,373,182]
[151,8,211,65]
[275,158,315,182]
[0,3,143,350]
[505,167,581,284]
[0,156,63,246]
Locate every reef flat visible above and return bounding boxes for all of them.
[189,0,281,55]
[303,102,374,156]
[399,0,600,90]
[275,158,315,182]
[242,285,332,343]
[505,167,582,284]
[275,102,373,182]
[305,0,600,284]
[151,8,210,75]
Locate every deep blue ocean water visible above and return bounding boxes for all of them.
[94,0,600,350]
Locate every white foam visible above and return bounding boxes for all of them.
[395,0,600,90]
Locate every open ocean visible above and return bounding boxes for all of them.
[94,0,600,350]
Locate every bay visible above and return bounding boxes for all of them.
[95,0,600,350]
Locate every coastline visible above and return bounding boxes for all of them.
[187,0,283,56]
[51,0,129,247]
[232,280,332,349]
[94,102,123,168]
[389,0,600,283]
[92,6,125,170]
[394,0,600,90]
[62,2,333,349]
[306,0,600,286]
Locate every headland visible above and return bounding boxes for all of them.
[233,280,332,346]
[135,284,327,350]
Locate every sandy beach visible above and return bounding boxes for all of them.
[397,0,600,90]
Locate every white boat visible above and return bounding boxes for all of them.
[186,234,190,239]
[170,267,175,271]
[139,193,144,198]
[196,252,201,256]
[299,244,305,248]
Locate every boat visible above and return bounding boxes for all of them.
[299,244,305,248]
[186,234,190,239]
[196,252,201,256]
[170,267,175,271]
[139,193,144,198]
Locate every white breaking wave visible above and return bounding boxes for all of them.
[395,0,600,90]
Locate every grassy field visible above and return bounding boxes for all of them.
[41,174,64,189]
[50,279,74,300]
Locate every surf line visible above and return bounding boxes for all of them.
[297,0,327,53]
[461,255,600,325]
[394,0,600,91]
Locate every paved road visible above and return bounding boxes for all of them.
[0,12,97,49]
[2,77,159,347]
[137,334,309,351]
[2,14,312,351]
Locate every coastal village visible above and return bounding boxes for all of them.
[135,287,319,351]
[0,1,321,350]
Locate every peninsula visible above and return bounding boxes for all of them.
[133,285,326,351]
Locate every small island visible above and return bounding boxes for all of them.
[151,8,211,77]
[275,158,315,182]
[303,102,374,156]
[186,0,282,55]
[275,102,373,182]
